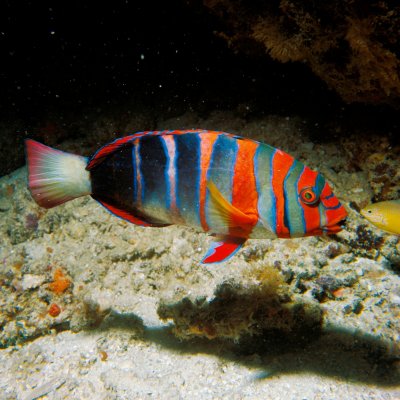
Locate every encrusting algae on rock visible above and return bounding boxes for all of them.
[48,303,61,318]
[158,264,322,341]
[48,268,71,294]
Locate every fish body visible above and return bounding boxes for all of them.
[361,200,400,235]
[25,130,347,263]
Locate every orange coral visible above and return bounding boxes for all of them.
[49,268,71,294]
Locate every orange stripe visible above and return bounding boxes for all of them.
[231,140,259,237]
[297,166,320,234]
[271,150,294,238]
[199,133,219,231]
[320,182,347,228]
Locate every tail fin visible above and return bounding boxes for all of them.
[25,139,92,209]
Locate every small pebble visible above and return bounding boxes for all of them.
[0,197,11,211]
[21,274,45,291]
[48,303,61,317]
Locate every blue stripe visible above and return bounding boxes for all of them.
[160,135,180,212]
[314,175,326,227]
[132,139,145,204]
[319,201,325,230]
[194,133,201,223]
[229,142,238,204]
[269,149,277,234]
[254,145,276,234]
[254,145,261,198]
[132,145,137,203]
[283,160,297,235]
[160,137,172,210]
[315,174,325,195]
[296,165,307,235]
[138,139,145,204]
[324,203,343,211]
[325,192,335,200]
[173,139,180,212]
[206,134,238,231]
[207,133,238,191]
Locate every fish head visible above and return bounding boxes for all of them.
[295,167,348,237]
[360,200,400,235]
[360,204,385,227]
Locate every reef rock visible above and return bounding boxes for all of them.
[201,0,400,106]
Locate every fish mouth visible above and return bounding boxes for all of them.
[323,217,347,234]
[308,216,347,235]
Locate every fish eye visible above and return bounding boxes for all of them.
[300,187,319,205]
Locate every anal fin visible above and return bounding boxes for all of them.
[95,198,170,228]
[201,236,246,264]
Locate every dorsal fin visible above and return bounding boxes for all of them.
[86,130,227,170]
[86,131,156,170]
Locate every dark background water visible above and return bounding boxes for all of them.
[0,1,398,175]
[0,1,334,119]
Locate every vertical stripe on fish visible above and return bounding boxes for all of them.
[160,135,180,218]
[231,139,259,237]
[199,132,219,232]
[205,133,238,235]
[175,132,201,227]
[271,150,295,238]
[297,166,320,236]
[283,160,306,237]
[253,145,277,238]
[138,135,168,219]
[132,138,143,206]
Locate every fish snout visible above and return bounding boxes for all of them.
[324,206,348,234]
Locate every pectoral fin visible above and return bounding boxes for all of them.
[201,236,246,264]
[207,180,256,228]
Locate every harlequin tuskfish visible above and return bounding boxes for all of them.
[25,130,347,263]
[361,200,400,235]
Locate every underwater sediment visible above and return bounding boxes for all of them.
[0,112,399,398]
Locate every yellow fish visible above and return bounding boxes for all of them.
[361,200,400,235]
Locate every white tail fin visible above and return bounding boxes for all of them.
[25,139,92,209]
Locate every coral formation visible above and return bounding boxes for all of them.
[200,0,400,106]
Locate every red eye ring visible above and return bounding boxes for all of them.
[300,187,319,205]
